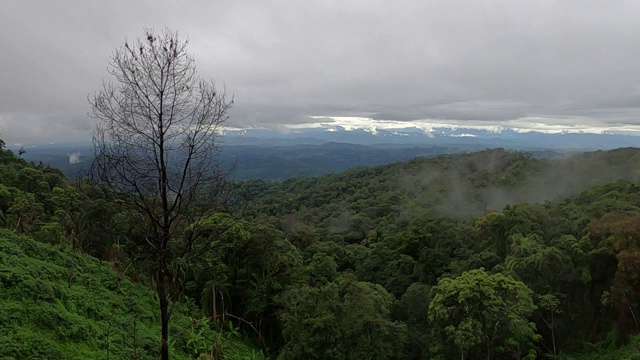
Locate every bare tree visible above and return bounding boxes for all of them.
[88,28,232,360]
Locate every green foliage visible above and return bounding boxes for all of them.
[0,229,262,359]
[428,268,539,359]
[278,273,407,360]
[7,139,640,360]
[559,333,640,360]
[234,149,640,359]
[184,213,304,353]
[393,282,433,359]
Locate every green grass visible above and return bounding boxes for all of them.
[0,229,263,360]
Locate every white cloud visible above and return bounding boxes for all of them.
[450,133,477,138]
[284,116,640,135]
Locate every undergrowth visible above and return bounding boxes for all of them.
[0,229,263,360]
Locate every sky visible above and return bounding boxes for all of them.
[3,0,640,144]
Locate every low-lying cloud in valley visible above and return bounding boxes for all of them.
[68,152,82,164]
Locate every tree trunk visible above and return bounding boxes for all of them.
[212,284,217,320]
[158,249,170,360]
[160,301,169,360]
[551,311,557,358]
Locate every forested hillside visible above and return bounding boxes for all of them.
[0,145,265,359]
[3,141,640,359]
[235,147,640,359]
[238,147,640,221]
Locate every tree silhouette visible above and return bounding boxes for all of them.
[87,27,232,360]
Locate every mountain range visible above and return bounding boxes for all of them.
[8,126,640,180]
[221,126,640,149]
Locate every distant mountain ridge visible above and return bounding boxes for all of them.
[221,126,640,149]
[8,126,639,180]
[11,141,574,181]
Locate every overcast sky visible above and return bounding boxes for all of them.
[3,0,640,143]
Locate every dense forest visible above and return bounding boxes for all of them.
[4,139,640,359]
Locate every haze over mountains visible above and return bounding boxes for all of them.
[10,126,640,181]
[221,125,640,148]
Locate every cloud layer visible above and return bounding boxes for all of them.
[3,1,640,143]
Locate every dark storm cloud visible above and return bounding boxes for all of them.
[3,1,640,143]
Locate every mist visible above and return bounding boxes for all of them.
[67,152,82,164]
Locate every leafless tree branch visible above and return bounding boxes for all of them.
[87,27,232,360]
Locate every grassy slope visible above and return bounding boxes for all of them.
[0,229,260,360]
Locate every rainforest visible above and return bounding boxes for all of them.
[3,141,640,359]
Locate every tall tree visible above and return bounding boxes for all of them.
[428,269,539,360]
[278,273,407,360]
[87,28,232,360]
